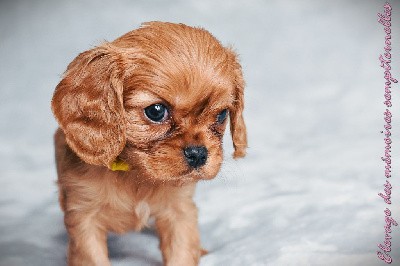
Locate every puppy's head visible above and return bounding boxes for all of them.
[52,22,247,184]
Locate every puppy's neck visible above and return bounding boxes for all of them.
[110,158,130,171]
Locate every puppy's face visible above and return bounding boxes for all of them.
[122,73,233,183]
[51,22,247,184]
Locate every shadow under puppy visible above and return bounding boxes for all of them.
[51,21,247,266]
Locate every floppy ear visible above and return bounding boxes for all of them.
[228,49,247,158]
[51,44,126,168]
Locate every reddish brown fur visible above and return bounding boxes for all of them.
[51,22,247,266]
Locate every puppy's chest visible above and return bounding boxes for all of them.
[98,183,152,233]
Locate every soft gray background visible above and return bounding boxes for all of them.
[1,0,399,265]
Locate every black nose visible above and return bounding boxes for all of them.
[183,146,208,168]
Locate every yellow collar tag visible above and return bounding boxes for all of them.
[110,159,130,171]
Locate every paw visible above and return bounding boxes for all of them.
[200,248,209,256]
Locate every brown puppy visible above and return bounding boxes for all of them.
[51,21,247,266]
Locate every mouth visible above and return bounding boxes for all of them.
[179,168,205,180]
[125,149,215,184]
[162,168,208,186]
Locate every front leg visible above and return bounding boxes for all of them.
[64,210,110,266]
[156,199,202,266]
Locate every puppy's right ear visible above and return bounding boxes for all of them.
[227,49,247,159]
[51,44,127,168]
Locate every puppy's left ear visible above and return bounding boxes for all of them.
[51,44,127,168]
[228,49,247,158]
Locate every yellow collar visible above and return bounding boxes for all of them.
[110,158,130,171]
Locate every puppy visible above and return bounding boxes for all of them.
[51,21,247,266]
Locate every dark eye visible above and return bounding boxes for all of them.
[216,109,228,124]
[144,104,168,123]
